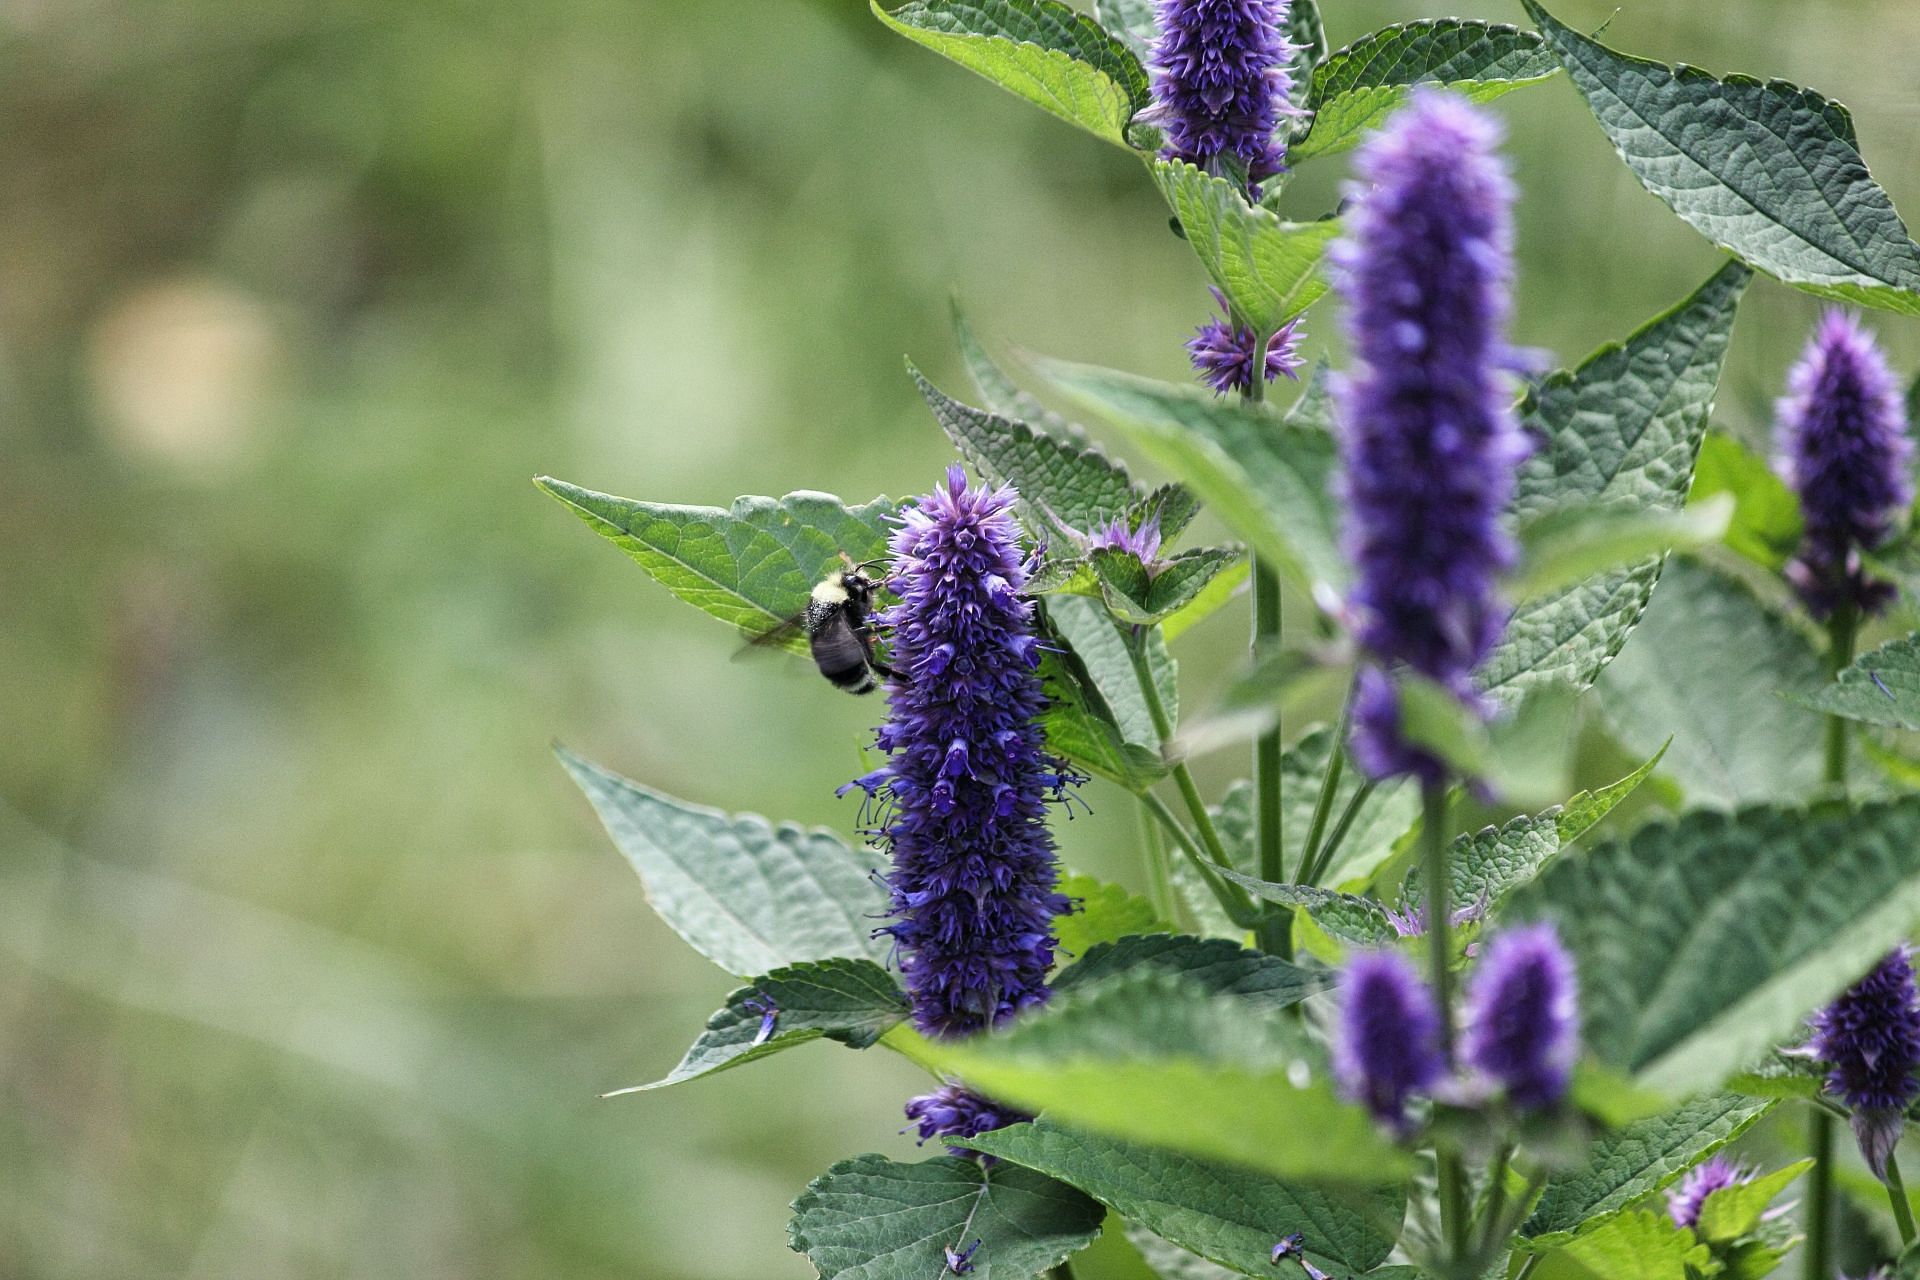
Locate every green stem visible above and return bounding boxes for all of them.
[1138,797,1176,923]
[1806,603,1858,1280]
[1140,792,1260,928]
[1512,1256,1541,1280]
[1888,1153,1917,1247]
[1477,1144,1514,1255]
[1298,779,1377,889]
[1806,1110,1833,1280]
[1295,676,1357,885]
[1246,328,1289,956]
[1423,783,1469,1266]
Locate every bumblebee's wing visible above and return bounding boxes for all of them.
[734,612,807,662]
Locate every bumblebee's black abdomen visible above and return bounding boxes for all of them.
[808,610,878,694]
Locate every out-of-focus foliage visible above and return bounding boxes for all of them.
[2,1,1918,1277]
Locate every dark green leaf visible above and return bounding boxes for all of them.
[1092,546,1246,626]
[1151,161,1339,335]
[558,748,890,975]
[927,972,1410,1183]
[874,0,1149,150]
[1055,875,1170,959]
[1217,873,1399,951]
[535,478,894,655]
[1524,1,1920,314]
[1284,0,1327,108]
[1690,434,1803,571]
[964,1120,1400,1278]
[1505,793,1920,1097]
[1293,20,1558,161]
[1520,1094,1773,1244]
[1038,647,1171,792]
[1047,594,1176,746]
[1483,261,1752,702]
[1037,361,1343,598]
[1802,633,1920,730]
[1054,934,1332,1012]
[789,1154,1104,1280]
[912,362,1137,540]
[622,959,907,1092]
[1597,560,1827,805]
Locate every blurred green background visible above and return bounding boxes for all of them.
[3,0,1918,1275]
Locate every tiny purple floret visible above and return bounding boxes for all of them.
[1334,92,1529,784]
[903,1083,1029,1159]
[1333,949,1446,1132]
[1665,1156,1751,1229]
[1461,923,1579,1111]
[1188,289,1305,395]
[1809,946,1920,1180]
[1776,309,1913,619]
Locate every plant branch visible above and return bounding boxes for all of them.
[1298,779,1378,889]
[1888,1152,1917,1247]
[1295,676,1357,884]
[1247,328,1290,956]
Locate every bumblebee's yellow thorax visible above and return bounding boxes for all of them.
[812,577,850,606]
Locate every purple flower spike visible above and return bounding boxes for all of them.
[1462,923,1579,1111]
[1148,0,1301,193]
[1810,947,1920,1180]
[1776,309,1914,619]
[904,1084,1029,1159]
[1333,950,1446,1132]
[847,466,1078,1039]
[1666,1156,1751,1229]
[1188,289,1305,395]
[1334,91,1529,784]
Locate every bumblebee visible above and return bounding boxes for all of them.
[751,559,894,694]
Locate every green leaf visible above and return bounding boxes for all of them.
[1405,746,1666,915]
[558,748,890,975]
[1504,793,1920,1098]
[912,362,1138,541]
[788,1153,1105,1280]
[1038,650,1171,792]
[927,972,1410,1184]
[1695,1159,1811,1243]
[1545,1210,1711,1280]
[1523,1,1920,314]
[1803,633,1920,730]
[1292,20,1558,162]
[1483,261,1751,703]
[1160,558,1251,644]
[1215,873,1399,952]
[1151,161,1339,335]
[1520,1094,1774,1245]
[1055,875,1170,959]
[1690,434,1803,572]
[1280,728,1417,888]
[535,477,894,654]
[1125,1224,1240,1280]
[619,959,907,1092]
[1396,672,1578,808]
[874,0,1149,150]
[1036,362,1343,598]
[1092,0,1154,59]
[1510,495,1732,602]
[1053,934,1332,1012]
[953,299,1076,435]
[1092,546,1246,626]
[1596,560,1828,805]
[1284,0,1327,105]
[963,1120,1400,1278]
[1047,594,1175,747]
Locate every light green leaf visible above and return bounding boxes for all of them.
[1125,1223,1240,1280]
[1292,20,1558,161]
[1483,261,1751,703]
[1151,161,1339,335]
[1092,546,1246,626]
[1802,633,1920,730]
[1047,594,1176,747]
[1092,0,1154,59]
[1545,1210,1711,1280]
[874,0,1149,150]
[535,477,894,655]
[1695,1159,1811,1243]
[788,1154,1104,1280]
[1053,934,1332,1013]
[1505,793,1920,1098]
[1520,1094,1773,1245]
[1036,361,1343,598]
[1160,558,1251,644]
[1396,673,1578,808]
[963,1121,1400,1278]
[1690,433,1803,572]
[1038,648,1171,792]
[1054,875,1170,959]
[1524,0,1920,314]
[557,748,890,975]
[1510,495,1732,602]
[1596,560,1827,805]
[619,959,907,1092]
[912,362,1138,541]
[927,972,1410,1183]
